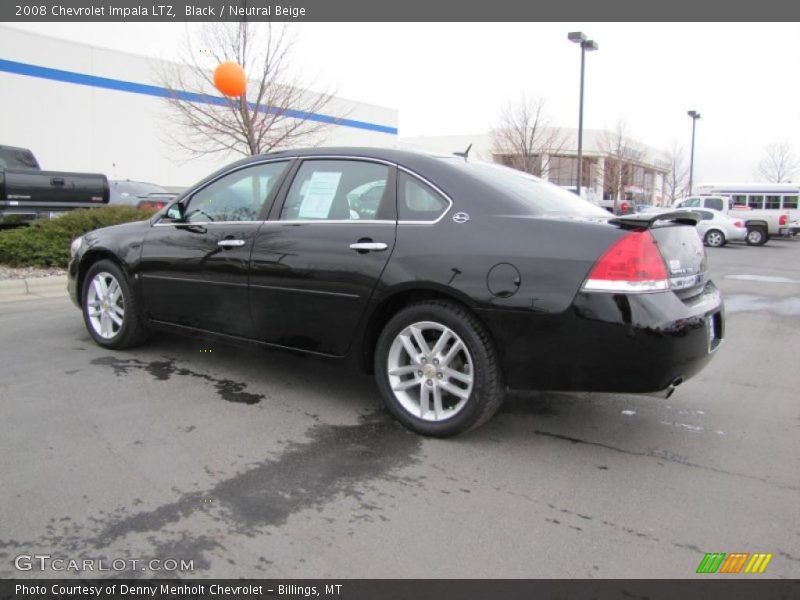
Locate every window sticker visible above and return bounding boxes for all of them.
[298,171,342,219]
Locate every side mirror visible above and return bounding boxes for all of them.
[165,203,185,222]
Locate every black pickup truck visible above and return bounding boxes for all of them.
[0,145,109,225]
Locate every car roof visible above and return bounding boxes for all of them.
[224,147,457,174]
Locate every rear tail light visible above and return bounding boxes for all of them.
[779,214,788,226]
[583,231,669,293]
[138,200,167,211]
[733,220,744,228]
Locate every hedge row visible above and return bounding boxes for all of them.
[0,206,153,268]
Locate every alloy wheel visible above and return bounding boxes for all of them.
[747,229,764,245]
[86,271,125,339]
[706,231,724,247]
[386,321,474,422]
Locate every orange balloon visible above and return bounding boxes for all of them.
[213,61,246,97]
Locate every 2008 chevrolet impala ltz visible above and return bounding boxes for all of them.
[68,148,724,436]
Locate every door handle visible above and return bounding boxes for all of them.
[349,242,388,252]
[218,239,246,248]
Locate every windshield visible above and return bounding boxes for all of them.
[111,181,167,196]
[441,158,610,218]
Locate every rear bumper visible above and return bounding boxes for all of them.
[0,208,74,224]
[478,283,724,394]
[728,228,748,242]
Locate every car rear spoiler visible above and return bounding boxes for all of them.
[609,211,701,230]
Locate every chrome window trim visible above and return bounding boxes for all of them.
[153,154,456,227]
[153,220,266,227]
[262,219,396,225]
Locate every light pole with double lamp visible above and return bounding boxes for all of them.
[568,31,598,198]
[687,110,701,195]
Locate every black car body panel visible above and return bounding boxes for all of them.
[69,147,724,396]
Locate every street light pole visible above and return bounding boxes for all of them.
[568,32,598,198]
[687,110,701,196]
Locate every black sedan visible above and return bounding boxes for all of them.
[68,148,724,437]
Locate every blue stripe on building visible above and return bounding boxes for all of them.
[0,58,398,135]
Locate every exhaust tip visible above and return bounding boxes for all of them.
[645,377,684,400]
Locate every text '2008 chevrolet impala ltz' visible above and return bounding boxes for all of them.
[68,148,724,436]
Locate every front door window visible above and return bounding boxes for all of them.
[186,161,289,223]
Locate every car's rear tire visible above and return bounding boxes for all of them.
[746,226,768,246]
[704,229,726,247]
[81,259,148,349]
[374,300,504,437]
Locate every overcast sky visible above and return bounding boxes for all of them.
[7,22,800,182]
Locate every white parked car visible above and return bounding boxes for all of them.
[675,208,747,247]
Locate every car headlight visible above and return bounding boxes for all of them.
[70,236,84,258]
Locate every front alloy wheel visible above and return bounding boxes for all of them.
[86,271,125,339]
[746,227,767,246]
[704,230,725,247]
[81,259,148,349]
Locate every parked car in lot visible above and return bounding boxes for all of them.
[595,197,636,215]
[0,145,108,225]
[673,194,791,245]
[67,148,724,436]
[675,208,747,247]
[109,180,178,212]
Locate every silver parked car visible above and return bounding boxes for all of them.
[676,208,747,247]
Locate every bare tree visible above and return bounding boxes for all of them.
[491,95,566,177]
[157,23,339,158]
[664,142,688,206]
[598,120,641,213]
[757,142,799,183]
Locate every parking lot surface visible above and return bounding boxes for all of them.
[1,239,798,579]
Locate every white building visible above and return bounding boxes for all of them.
[402,129,672,206]
[0,26,398,188]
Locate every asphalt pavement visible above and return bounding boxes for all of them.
[0,238,798,579]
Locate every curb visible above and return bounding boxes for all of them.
[0,275,68,301]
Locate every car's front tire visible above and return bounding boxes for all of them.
[746,226,768,246]
[374,300,504,437]
[704,229,726,247]
[81,259,148,349]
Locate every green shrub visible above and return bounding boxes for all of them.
[0,206,153,268]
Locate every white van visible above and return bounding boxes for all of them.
[691,183,799,221]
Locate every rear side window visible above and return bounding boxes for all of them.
[398,172,449,221]
[280,160,391,221]
[704,197,724,211]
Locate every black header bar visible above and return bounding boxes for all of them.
[2,0,800,22]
